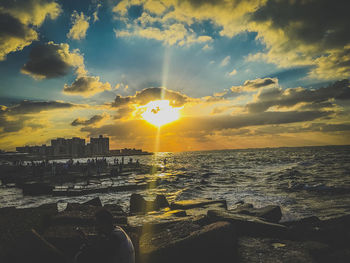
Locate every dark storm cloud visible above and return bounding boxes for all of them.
[71,114,105,126]
[1,100,76,115]
[253,123,350,136]
[250,0,350,51]
[242,78,277,90]
[0,0,61,60]
[21,43,74,79]
[0,13,27,38]
[0,100,76,133]
[114,106,134,119]
[186,0,225,7]
[208,78,278,101]
[0,114,29,133]
[81,110,331,139]
[246,79,350,113]
[111,87,188,108]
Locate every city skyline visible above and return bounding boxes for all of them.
[0,0,350,152]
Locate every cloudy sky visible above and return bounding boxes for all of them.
[0,0,349,152]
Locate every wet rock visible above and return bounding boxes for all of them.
[207,209,287,238]
[21,182,53,195]
[154,194,170,208]
[103,204,127,217]
[127,209,194,234]
[231,204,282,223]
[138,221,236,263]
[8,229,68,263]
[238,237,331,263]
[130,194,170,214]
[318,214,350,247]
[83,197,102,207]
[53,205,127,226]
[51,210,96,226]
[0,205,58,261]
[43,225,97,258]
[170,199,227,210]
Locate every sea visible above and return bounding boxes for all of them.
[1,145,350,222]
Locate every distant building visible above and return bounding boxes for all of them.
[90,135,109,155]
[67,137,85,157]
[51,138,69,156]
[16,145,53,156]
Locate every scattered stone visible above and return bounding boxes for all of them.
[238,237,332,263]
[139,221,236,263]
[130,194,170,214]
[231,204,282,223]
[21,182,53,195]
[83,197,102,207]
[207,209,287,237]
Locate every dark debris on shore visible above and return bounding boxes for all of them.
[0,194,349,263]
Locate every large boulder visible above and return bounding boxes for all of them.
[138,221,236,263]
[207,209,287,238]
[238,236,331,263]
[0,204,58,262]
[231,204,282,223]
[127,209,194,234]
[83,197,102,207]
[6,229,69,263]
[130,194,170,214]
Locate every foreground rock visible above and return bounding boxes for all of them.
[207,209,287,237]
[231,203,282,223]
[130,193,170,214]
[238,237,331,263]
[138,221,236,263]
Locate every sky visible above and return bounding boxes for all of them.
[0,0,350,152]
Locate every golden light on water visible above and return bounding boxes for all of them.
[140,100,181,127]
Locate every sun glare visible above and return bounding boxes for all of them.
[140,100,181,127]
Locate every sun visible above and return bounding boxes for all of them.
[140,100,181,127]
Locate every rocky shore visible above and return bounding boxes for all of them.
[0,195,349,263]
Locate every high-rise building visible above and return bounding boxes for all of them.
[67,137,85,157]
[51,138,69,156]
[90,135,109,155]
[16,136,110,157]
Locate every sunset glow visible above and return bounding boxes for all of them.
[140,100,181,127]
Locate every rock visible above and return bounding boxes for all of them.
[231,205,282,223]
[43,225,97,258]
[170,199,227,210]
[130,194,170,214]
[103,204,127,217]
[83,197,102,207]
[53,205,127,226]
[7,229,68,263]
[283,216,321,227]
[138,221,236,263]
[154,194,170,209]
[238,236,331,263]
[21,182,53,195]
[207,209,287,238]
[0,205,58,262]
[127,209,195,234]
[51,210,96,226]
[318,214,350,247]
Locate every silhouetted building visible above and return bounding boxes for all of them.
[67,137,85,157]
[121,148,143,155]
[90,135,109,155]
[15,135,114,157]
[51,138,69,156]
